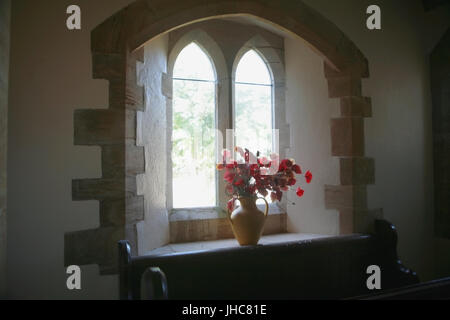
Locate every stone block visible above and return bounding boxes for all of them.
[327,76,362,98]
[101,145,125,179]
[126,196,145,224]
[340,157,375,186]
[126,58,145,111]
[340,96,372,117]
[100,198,125,226]
[72,177,137,201]
[325,185,367,210]
[74,109,136,146]
[92,53,125,80]
[100,196,144,227]
[72,178,125,201]
[324,61,369,79]
[64,226,124,274]
[161,72,172,99]
[330,118,365,157]
[126,143,145,176]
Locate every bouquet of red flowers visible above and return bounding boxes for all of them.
[217,147,313,211]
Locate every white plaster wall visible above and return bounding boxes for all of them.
[284,37,340,236]
[136,35,170,254]
[7,0,135,299]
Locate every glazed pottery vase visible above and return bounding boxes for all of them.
[228,196,269,245]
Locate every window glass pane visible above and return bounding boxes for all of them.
[235,50,271,85]
[235,84,272,157]
[173,43,215,81]
[172,44,216,208]
[235,50,273,157]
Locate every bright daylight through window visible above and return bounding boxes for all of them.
[234,50,273,158]
[172,43,216,208]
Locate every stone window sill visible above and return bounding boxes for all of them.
[144,233,331,256]
[168,203,288,243]
[169,202,285,222]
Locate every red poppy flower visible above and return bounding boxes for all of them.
[283,159,293,168]
[224,171,235,183]
[288,178,296,186]
[249,164,259,174]
[285,169,294,179]
[292,164,302,174]
[305,171,313,184]
[296,187,304,197]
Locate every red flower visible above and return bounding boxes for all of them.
[224,170,235,183]
[305,171,313,184]
[278,159,292,172]
[286,169,294,179]
[283,159,293,168]
[217,149,311,208]
[292,164,302,174]
[249,164,259,174]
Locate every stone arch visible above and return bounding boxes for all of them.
[66,0,379,274]
[91,0,368,75]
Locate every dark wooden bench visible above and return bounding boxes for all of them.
[118,219,420,300]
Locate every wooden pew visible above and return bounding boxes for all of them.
[118,219,419,300]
